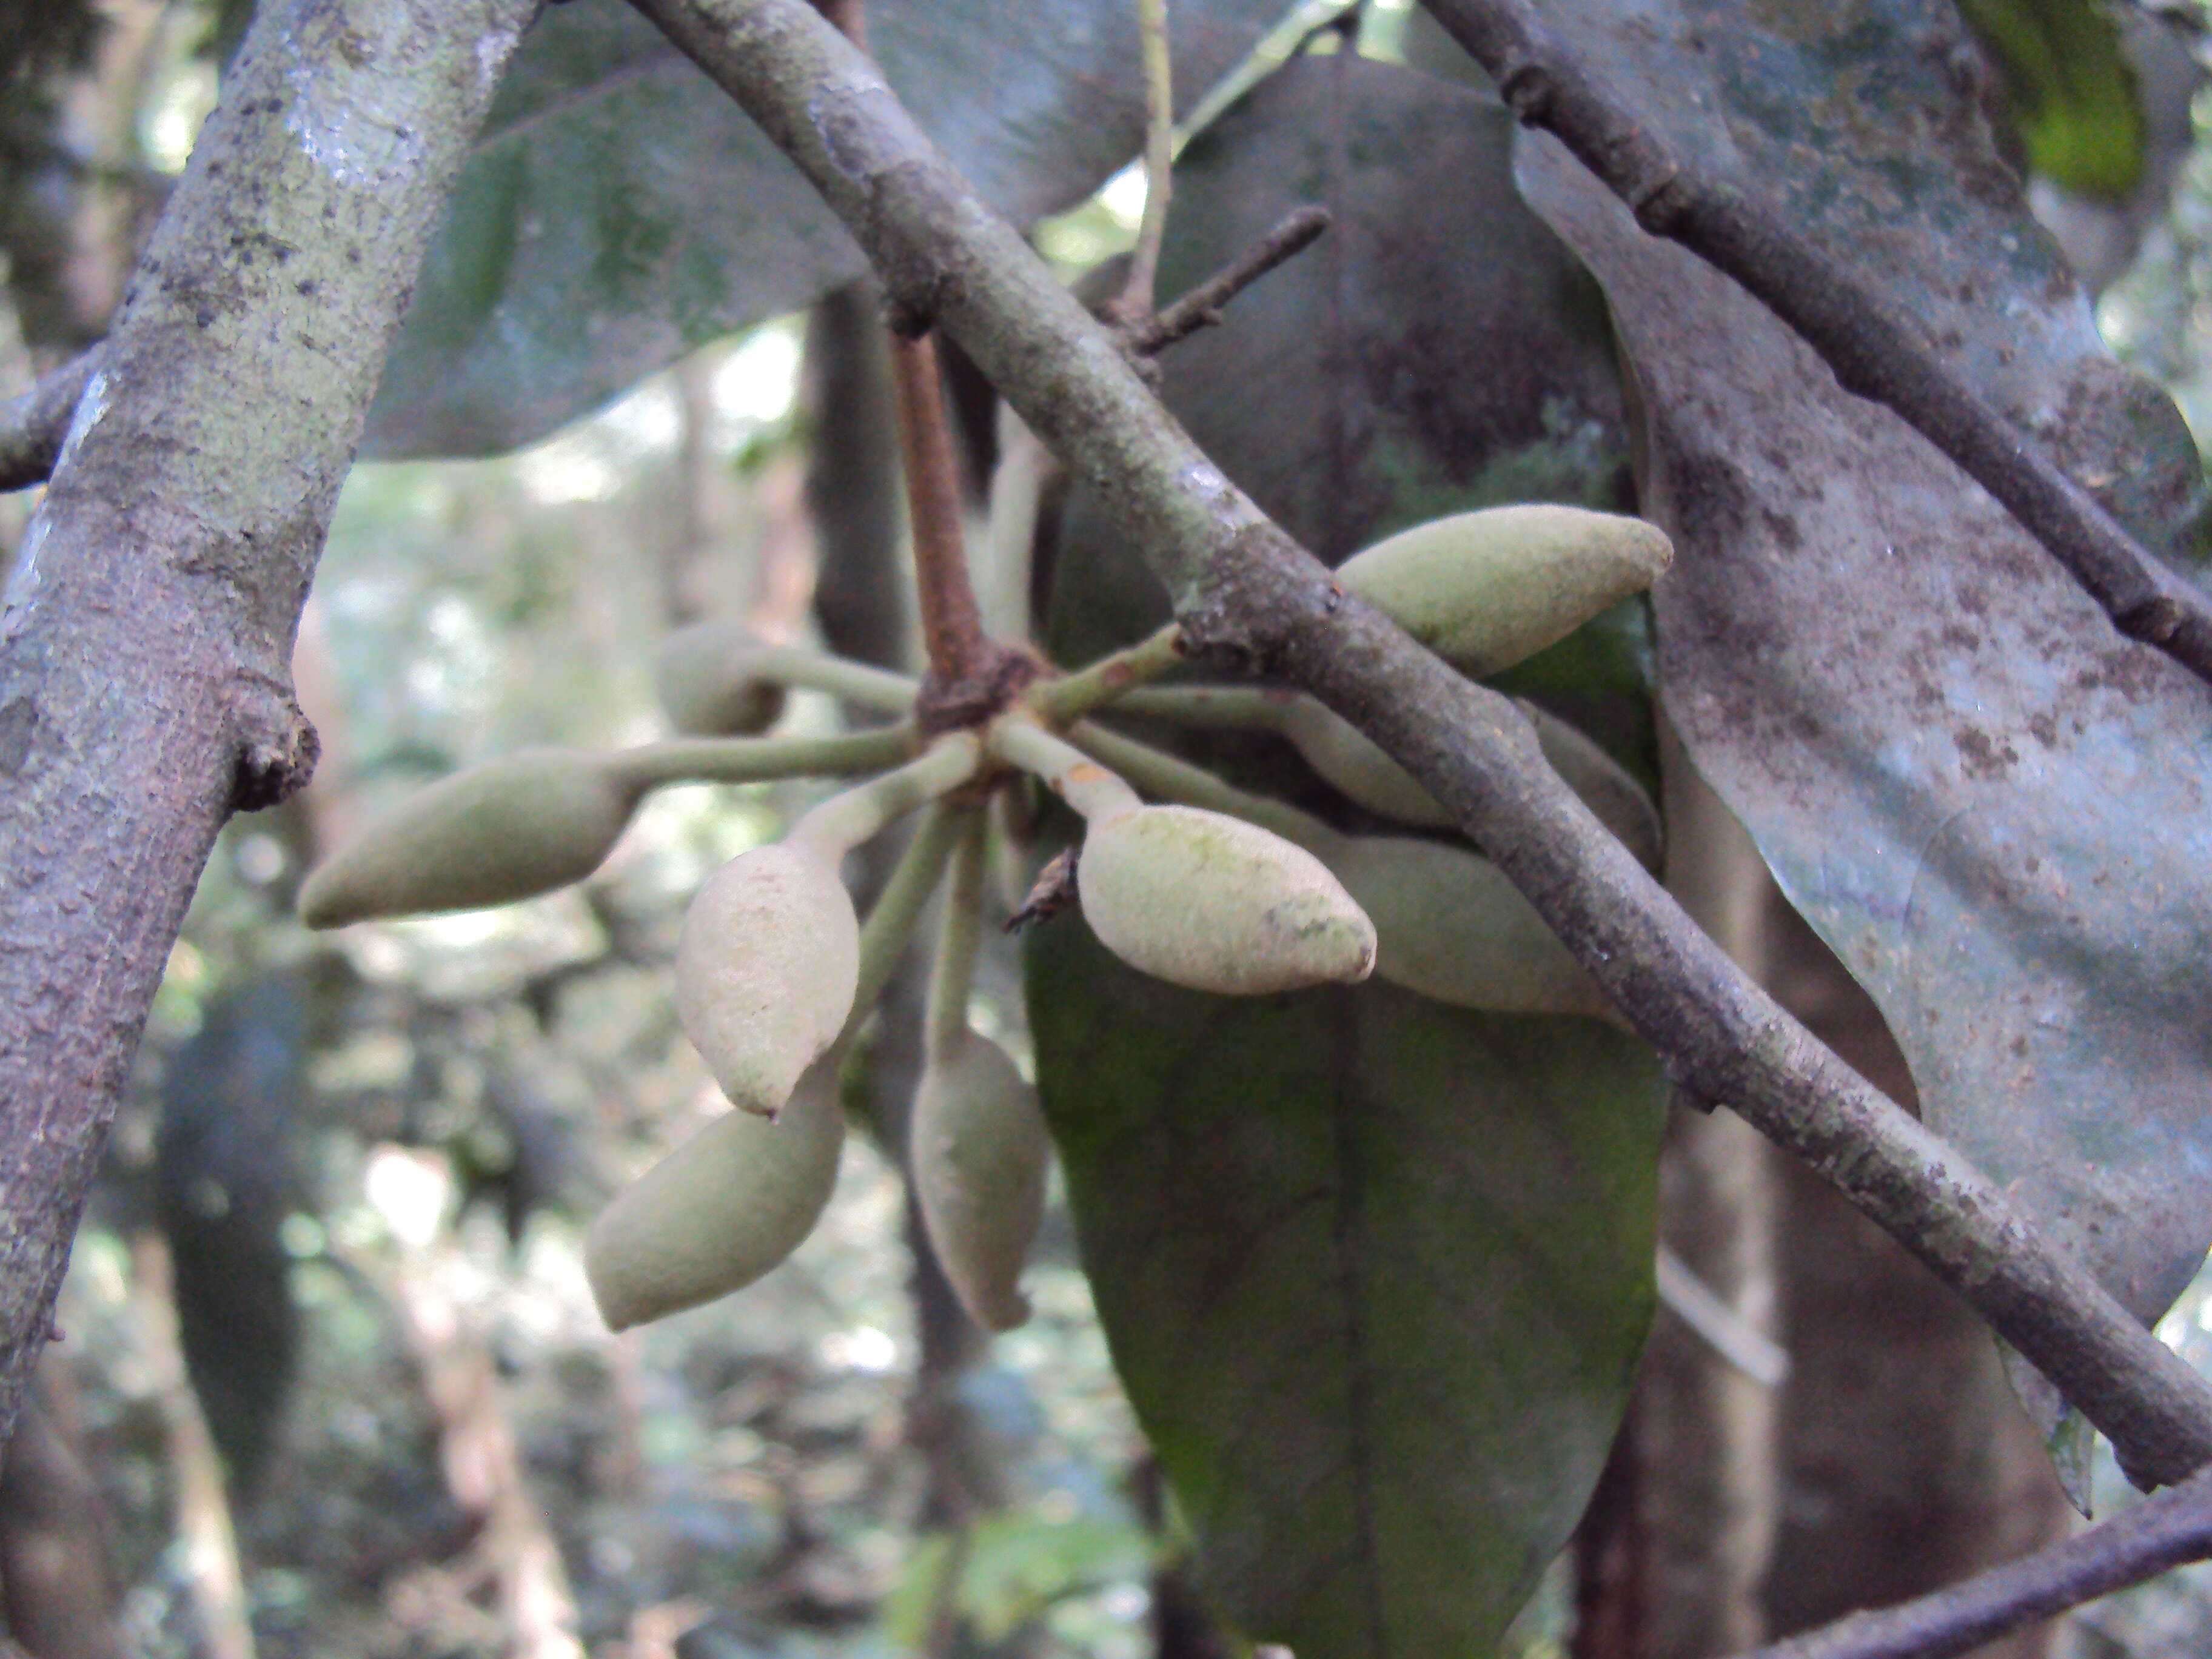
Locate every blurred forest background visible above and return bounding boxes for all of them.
[11,2,2212,1657]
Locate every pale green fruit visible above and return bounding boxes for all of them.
[1526,707,1663,871]
[1327,836,1609,1017]
[654,619,787,737]
[1336,504,1672,676]
[585,1070,844,1332]
[299,748,642,928]
[1079,805,1376,994]
[676,843,860,1116]
[912,1032,1049,1332]
[1279,700,1450,829]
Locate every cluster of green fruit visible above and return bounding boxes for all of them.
[298,503,1669,1336]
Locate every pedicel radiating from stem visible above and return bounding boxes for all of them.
[849,799,968,1034]
[608,725,915,791]
[1069,718,1321,843]
[786,731,984,859]
[711,637,920,716]
[925,811,991,1056]
[1111,683,1453,828]
[983,406,1053,643]
[1026,623,1188,726]
[989,716,1145,823]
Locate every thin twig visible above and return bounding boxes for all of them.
[1735,1467,2212,1659]
[626,0,2212,1489]
[1132,206,1332,355]
[0,347,102,494]
[825,0,1014,705]
[1416,0,2212,691]
[1655,1245,1789,1390]
[1112,0,1176,326]
[888,331,995,685]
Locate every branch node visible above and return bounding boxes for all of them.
[916,647,1042,737]
[1495,55,1553,122]
[231,700,319,813]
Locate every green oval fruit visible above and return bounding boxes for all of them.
[675,842,860,1116]
[299,748,642,928]
[654,619,788,737]
[584,1070,844,1332]
[1526,706,1663,872]
[1079,805,1376,994]
[1327,836,1609,1017]
[1279,700,1451,828]
[1336,504,1672,677]
[912,1032,1049,1332]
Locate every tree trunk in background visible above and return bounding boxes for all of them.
[1635,734,1783,1657]
[1626,734,2073,1657]
[131,1233,255,1659]
[0,1356,122,1659]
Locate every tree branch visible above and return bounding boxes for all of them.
[1130,206,1332,356]
[631,0,2212,1490]
[1736,1467,2212,1659]
[888,332,996,686]
[0,0,537,1441]
[1415,0,2212,692]
[0,347,102,494]
[1110,0,1176,327]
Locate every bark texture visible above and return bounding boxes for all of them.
[0,0,538,1442]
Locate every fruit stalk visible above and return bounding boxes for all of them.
[786,732,984,859]
[608,726,914,790]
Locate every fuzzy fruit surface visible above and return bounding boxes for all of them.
[913,1031,1049,1332]
[1328,835,1609,1017]
[299,748,639,928]
[675,843,860,1116]
[1337,504,1672,677]
[585,1070,844,1331]
[655,619,787,737]
[1282,700,1452,828]
[1079,805,1376,995]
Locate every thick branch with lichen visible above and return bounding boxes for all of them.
[0,0,539,1441]
[628,0,2212,1490]
[0,346,102,492]
[1415,0,2212,689]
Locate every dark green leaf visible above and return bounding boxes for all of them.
[1516,0,2212,1384]
[1027,920,1662,1658]
[363,0,1301,458]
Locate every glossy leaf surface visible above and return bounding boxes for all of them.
[364,0,1300,457]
